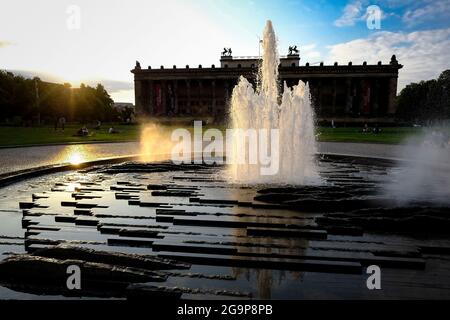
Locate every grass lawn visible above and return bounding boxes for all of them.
[0,124,140,147]
[0,124,432,147]
[316,127,426,144]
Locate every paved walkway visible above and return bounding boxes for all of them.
[319,142,409,160]
[1,141,449,175]
[0,142,140,175]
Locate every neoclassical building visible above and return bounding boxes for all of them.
[131,50,402,124]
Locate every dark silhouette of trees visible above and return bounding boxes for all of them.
[397,70,450,124]
[0,71,118,125]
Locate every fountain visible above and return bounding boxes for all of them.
[2,21,450,302]
[228,21,318,185]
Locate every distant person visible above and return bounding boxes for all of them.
[58,117,66,131]
[109,127,120,134]
[76,126,89,136]
[362,123,370,133]
[373,124,380,134]
[331,119,336,129]
[94,120,101,130]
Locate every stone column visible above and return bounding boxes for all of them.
[373,79,380,117]
[365,80,372,115]
[345,78,353,115]
[212,80,216,117]
[134,79,144,115]
[186,79,191,115]
[173,80,178,115]
[359,79,365,116]
[161,80,167,115]
[148,80,154,115]
[332,79,337,116]
[387,77,398,115]
[224,81,230,107]
[198,80,203,115]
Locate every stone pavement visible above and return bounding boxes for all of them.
[0,142,140,175]
[1,141,449,175]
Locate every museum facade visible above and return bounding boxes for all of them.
[131,50,402,124]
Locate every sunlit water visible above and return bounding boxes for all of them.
[0,142,141,175]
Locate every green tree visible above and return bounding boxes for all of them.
[397,70,450,123]
[0,71,119,125]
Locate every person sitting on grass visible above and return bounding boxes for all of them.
[362,123,370,133]
[76,126,89,137]
[373,124,381,134]
[108,126,120,134]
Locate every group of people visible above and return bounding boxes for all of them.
[76,126,90,137]
[362,123,381,134]
[71,121,120,137]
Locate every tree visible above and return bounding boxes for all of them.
[396,70,450,123]
[0,71,118,125]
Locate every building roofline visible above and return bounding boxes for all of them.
[131,63,402,75]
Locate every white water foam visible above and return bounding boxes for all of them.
[228,20,318,185]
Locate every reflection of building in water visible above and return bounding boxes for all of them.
[132,49,402,124]
[228,189,306,299]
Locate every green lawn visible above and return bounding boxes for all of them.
[0,124,432,147]
[316,127,425,144]
[0,124,140,146]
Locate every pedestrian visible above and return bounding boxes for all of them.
[58,117,66,131]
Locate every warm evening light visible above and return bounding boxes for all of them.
[51,145,90,165]
[1,0,450,313]
[67,151,85,165]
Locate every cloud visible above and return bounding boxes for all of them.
[403,0,450,27]
[300,43,322,61]
[302,43,317,51]
[5,69,62,82]
[326,28,450,91]
[83,79,133,93]
[334,0,392,28]
[334,1,364,27]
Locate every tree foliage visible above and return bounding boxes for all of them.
[0,71,119,125]
[397,70,450,123]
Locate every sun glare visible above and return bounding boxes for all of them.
[51,145,91,165]
[68,152,85,165]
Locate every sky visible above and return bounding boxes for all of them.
[1,0,450,103]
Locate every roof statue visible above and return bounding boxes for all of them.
[390,54,398,65]
[288,45,299,55]
[222,48,232,57]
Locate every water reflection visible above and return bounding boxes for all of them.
[229,188,308,299]
[51,145,92,165]
[0,142,141,175]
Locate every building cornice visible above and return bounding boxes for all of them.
[131,64,402,81]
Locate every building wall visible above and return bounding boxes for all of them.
[131,56,402,124]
